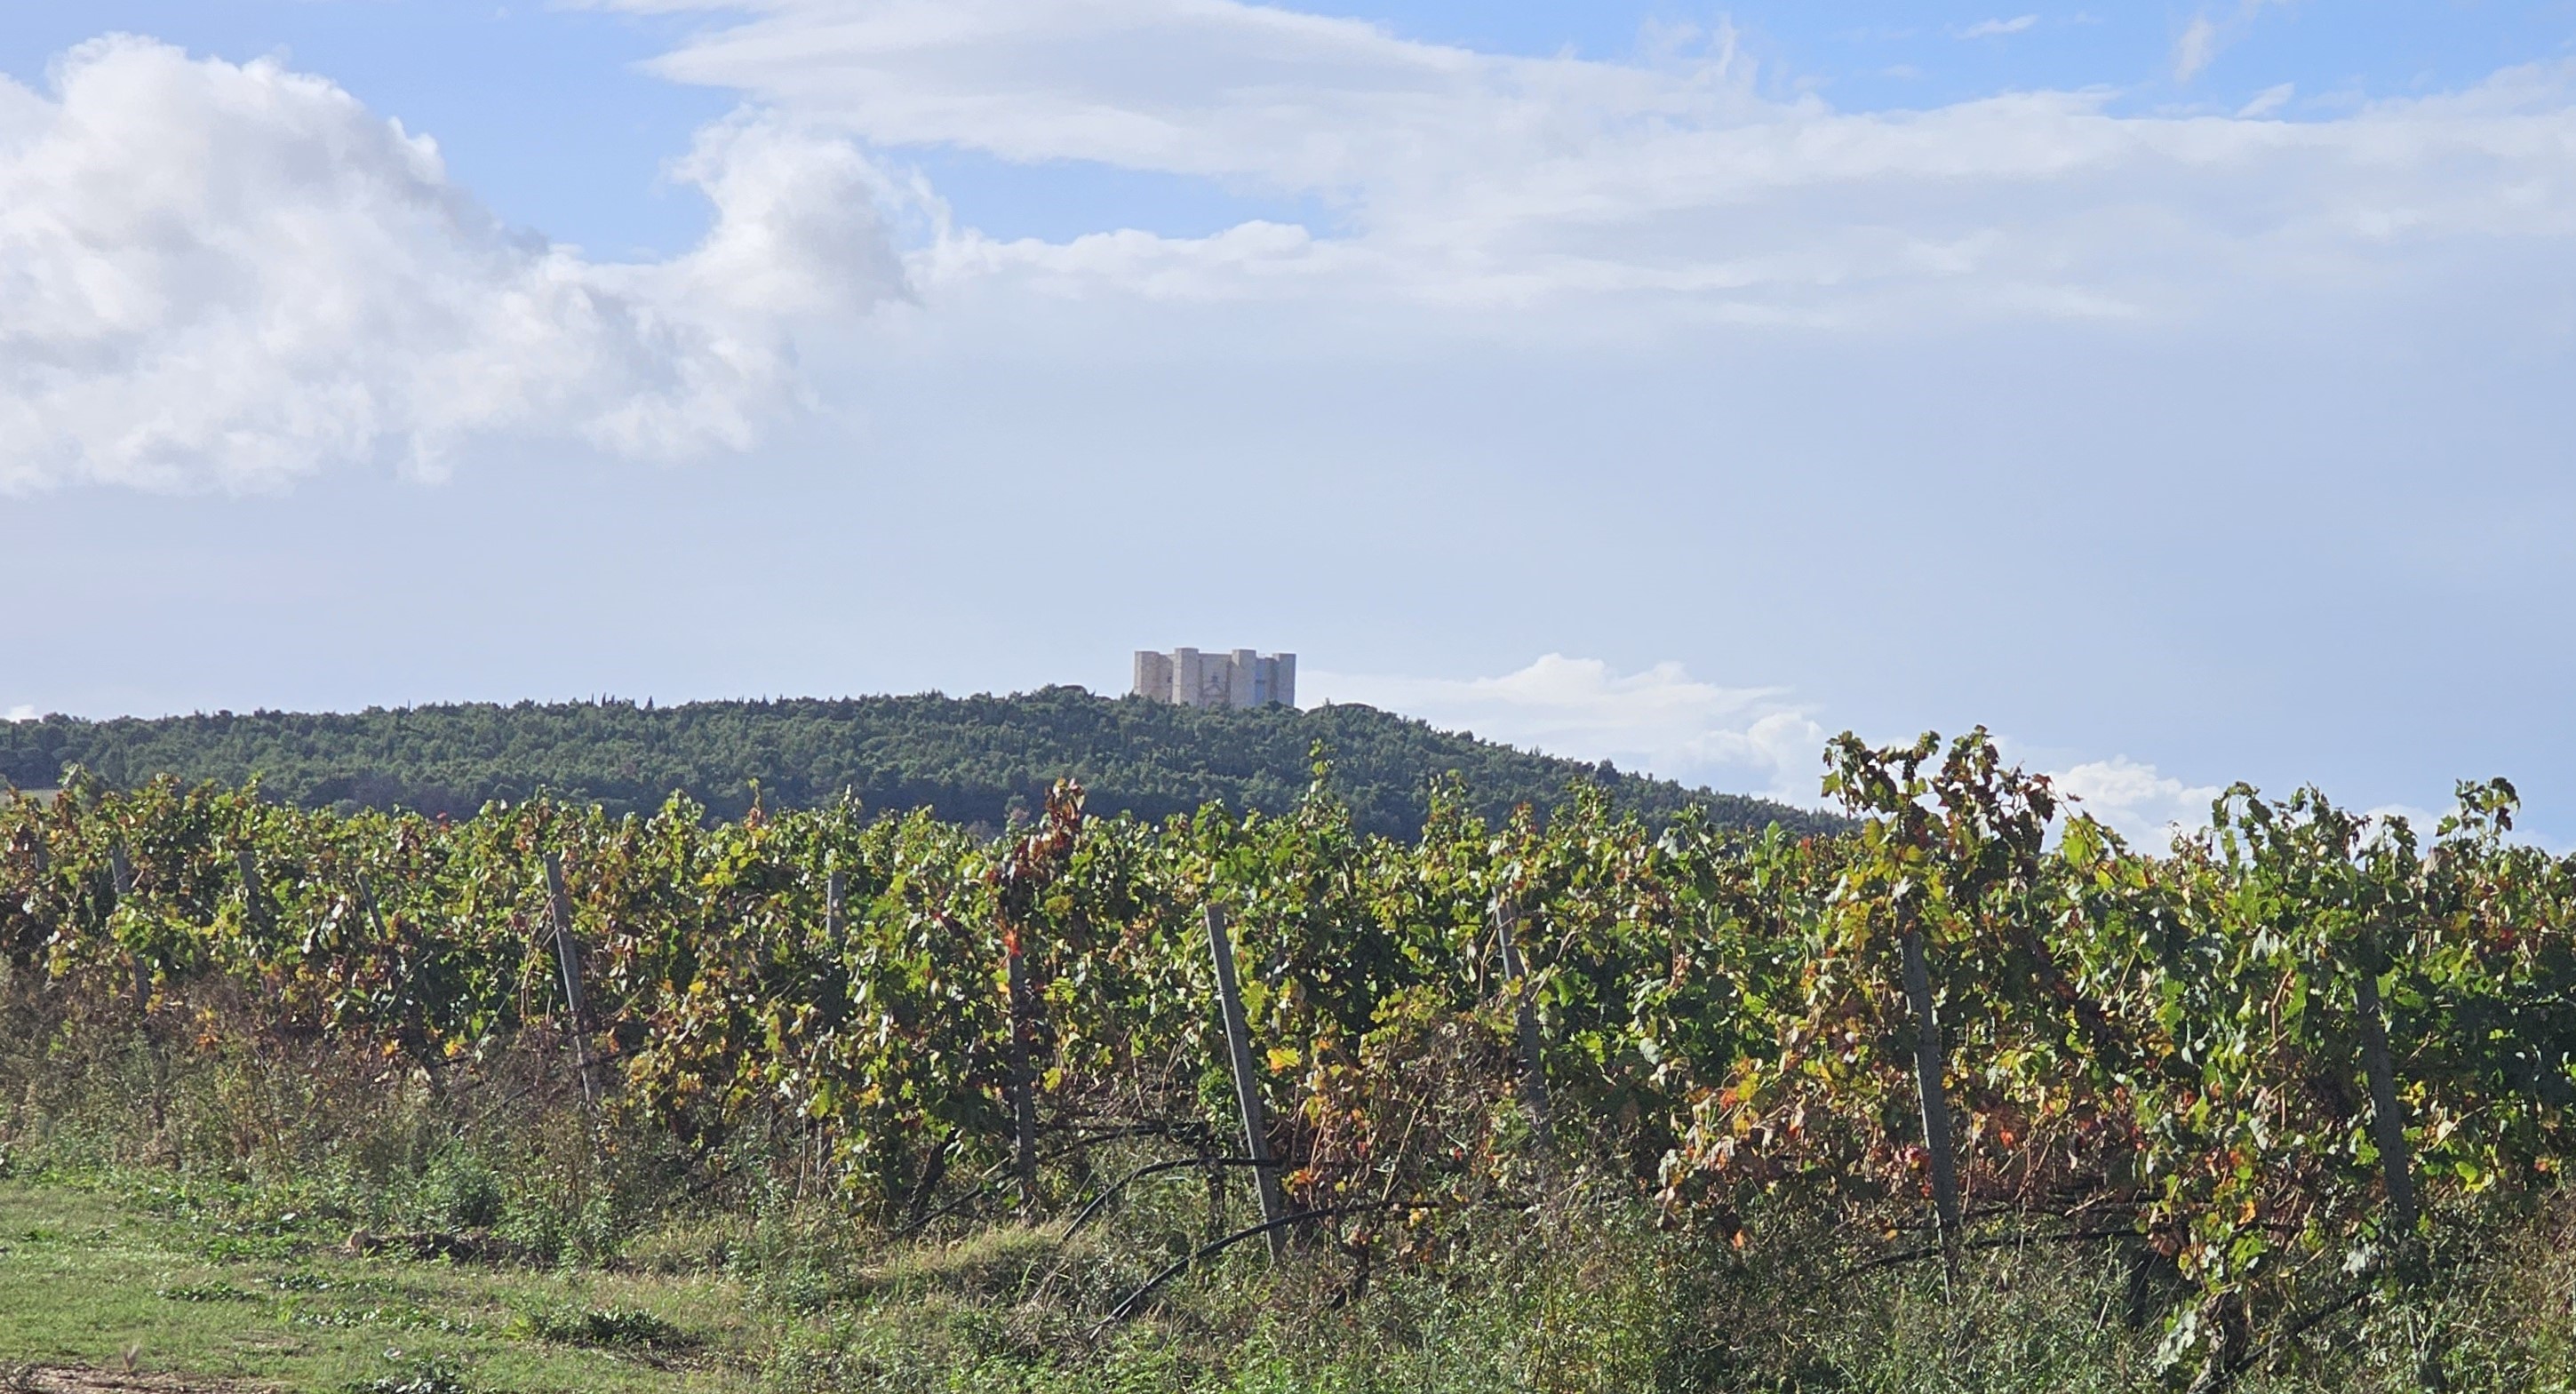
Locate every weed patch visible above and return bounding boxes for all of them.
[514,1306,698,1355]
[341,1353,470,1394]
[153,1282,260,1305]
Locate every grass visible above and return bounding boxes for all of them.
[0,1010,2568,1394]
[4,1170,2575,1393]
[0,1180,749,1392]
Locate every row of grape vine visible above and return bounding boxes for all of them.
[4,733,2570,1382]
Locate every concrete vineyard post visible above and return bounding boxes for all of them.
[541,854,598,1111]
[1495,899,1552,1159]
[2352,967,2418,1242]
[236,848,267,931]
[109,842,145,1007]
[1006,940,1041,1215]
[1204,903,1290,1259]
[825,864,849,1197]
[1899,904,1963,1282]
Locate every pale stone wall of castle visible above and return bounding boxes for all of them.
[1133,649,1173,705]
[1131,647,1297,709]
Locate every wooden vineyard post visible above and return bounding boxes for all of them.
[1204,903,1290,1259]
[1898,903,1963,1282]
[1495,899,1553,1160]
[540,854,598,1111]
[2352,966,2419,1243]
[1005,936,1041,1216]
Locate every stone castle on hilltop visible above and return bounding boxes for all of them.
[1132,648,1296,710]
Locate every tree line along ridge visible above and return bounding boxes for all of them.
[0,687,1839,840]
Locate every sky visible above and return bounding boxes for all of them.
[4,1,2575,845]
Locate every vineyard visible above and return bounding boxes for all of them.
[2,732,2573,1391]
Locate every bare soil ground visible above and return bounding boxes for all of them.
[2,1368,268,1394]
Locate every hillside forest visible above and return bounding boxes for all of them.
[0,688,1836,840]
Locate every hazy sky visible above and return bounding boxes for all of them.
[5,1,2575,843]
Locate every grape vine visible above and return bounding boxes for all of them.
[3,737,2570,1381]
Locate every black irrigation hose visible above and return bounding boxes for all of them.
[2190,1282,2378,1394]
[1095,1198,1506,1332]
[2195,1242,2468,1394]
[1808,1225,2460,1394]
[892,1187,993,1239]
[1064,1156,1272,1239]
[891,1119,1220,1239]
[449,1040,625,1139]
[1793,1225,2147,1300]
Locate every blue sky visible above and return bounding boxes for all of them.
[4,1,2576,842]
[12,3,2569,250]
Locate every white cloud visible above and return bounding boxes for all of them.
[1304,657,2247,843]
[2049,756,2224,846]
[3,706,35,723]
[2173,15,2221,82]
[1305,655,1829,802]
[2175,1,2295,85]
[2236,82,2295,117]
[1958,16,2041,39]
[617,0,2576,327]
[2050,780,2561,855]
[23,6,2576,489]
[0,36,907,491]
[2362,801,2449,836]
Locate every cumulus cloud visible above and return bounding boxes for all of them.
[2049,756,2225,846]
[1301,655,2259,843]
[2363,802,2450,836]
[2053,783,2527,854]
[3,706,36,723]
[611,0,2576,325]
[0,36,906,491]
[25,6,2576,487]
[1304,655,1829,802]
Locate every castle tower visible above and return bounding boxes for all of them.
[1130,648,1297,709]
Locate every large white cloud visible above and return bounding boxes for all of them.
[0,36,906,491]
[1306,655,1830,802]
[1307,655,2257,845]
[18,10,2576,487]
[622,0,2576,321]
[2051,756,2226,847]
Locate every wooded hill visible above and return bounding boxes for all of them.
[0,687,1838,839]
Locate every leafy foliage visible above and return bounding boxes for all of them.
[1,737,2569,1387]
[0,688,1838,840]
[518,1305,697,1353]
